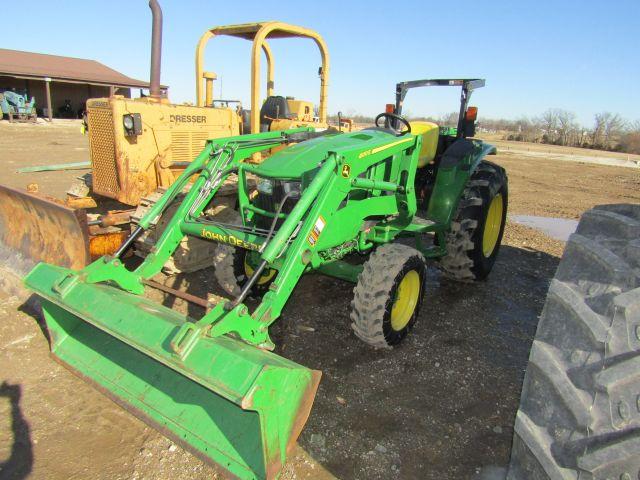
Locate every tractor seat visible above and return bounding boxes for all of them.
[260,96,293,132]
[411,121,439,167]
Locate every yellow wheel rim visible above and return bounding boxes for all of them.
[390,270,420,331]
[244,256,276,285]
[482,193,504,258]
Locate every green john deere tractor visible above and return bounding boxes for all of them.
[24,78,507,479]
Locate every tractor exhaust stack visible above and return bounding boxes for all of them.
[148,0,163,99]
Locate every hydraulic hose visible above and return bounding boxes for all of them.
[260,154,337,263]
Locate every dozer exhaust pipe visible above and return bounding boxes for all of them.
[149,0,163,99]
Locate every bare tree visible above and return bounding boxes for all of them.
[591,112,607,146]
[538,109,560,144]
[618,119,640,154]
[438,112,458,127]
[557,110,577,146]
[513,116,540,142]
[603,113,625,149]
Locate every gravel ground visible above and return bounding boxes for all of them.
[1,122,638,479]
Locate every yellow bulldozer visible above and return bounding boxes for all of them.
[0,0,339,275]
[87,18,331,206]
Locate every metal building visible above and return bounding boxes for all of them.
[0,48,164,120]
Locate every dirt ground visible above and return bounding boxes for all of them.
[1,121,639,480]
[0,120,90,200]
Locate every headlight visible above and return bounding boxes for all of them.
[122,113,142,136]
[123,115,134,130]
[257,178,273,195]
[282,180,301,199]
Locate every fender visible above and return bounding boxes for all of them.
[425,139,497,226]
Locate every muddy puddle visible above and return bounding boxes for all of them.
[510,215,578,241]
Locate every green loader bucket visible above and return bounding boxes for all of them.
[25,263,321,480]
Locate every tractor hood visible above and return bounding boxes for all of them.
[255,129,402,180]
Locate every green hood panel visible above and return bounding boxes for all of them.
[255,129,399,178]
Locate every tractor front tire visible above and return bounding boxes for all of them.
[351,243,427,348]
[507,204,640,479]
[439,160,508,282]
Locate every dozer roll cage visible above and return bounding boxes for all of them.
[195,22,329,134]
[394,78,485,138]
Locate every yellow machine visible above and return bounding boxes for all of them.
[0,3,341,276]
[87,96,240,205]
[88,18,332,207]
[195,21,329,134]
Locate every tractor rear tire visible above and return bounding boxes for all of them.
[507,204,640,480]
[438,160,508,282]
[351,243,427,348]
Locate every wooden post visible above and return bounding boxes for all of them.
[44,77,52,121]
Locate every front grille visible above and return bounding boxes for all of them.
[171,131,210,163]
[87,106,119,196]
[253,180,300,230]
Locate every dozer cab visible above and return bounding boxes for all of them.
[24,78,508,479]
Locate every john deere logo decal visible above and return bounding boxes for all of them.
[200,229,260,251]
[341,164,351,178]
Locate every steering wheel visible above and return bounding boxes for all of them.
[374,112,411,135]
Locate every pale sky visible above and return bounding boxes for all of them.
[4,0,639,127]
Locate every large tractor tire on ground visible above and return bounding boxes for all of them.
[507,204,640,480]
[351,243,427,348]
[439,160,508,282]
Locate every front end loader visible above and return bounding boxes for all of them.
[24,79,507,478]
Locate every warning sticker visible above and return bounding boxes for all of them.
[307,215,326,246]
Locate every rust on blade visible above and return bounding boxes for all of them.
[88,229,128,259]
[0,184,91,270]
[265,369,322,480]
[286,370,322,456]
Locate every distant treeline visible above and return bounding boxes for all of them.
[329,110,640,154]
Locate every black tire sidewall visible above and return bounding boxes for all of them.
[382,255,427,345]
[470,169,508,280]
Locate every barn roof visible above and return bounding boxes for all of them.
[0,48,156,89]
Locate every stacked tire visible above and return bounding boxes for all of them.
[508,204,640,479]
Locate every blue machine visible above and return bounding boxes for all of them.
[0,90,37,122]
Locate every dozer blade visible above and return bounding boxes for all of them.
[25,262,321,480]
[0,184,90,275]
